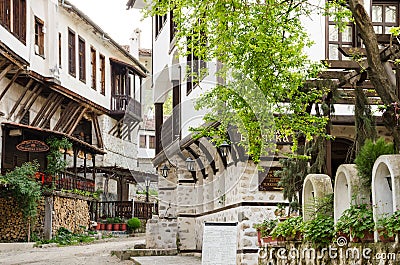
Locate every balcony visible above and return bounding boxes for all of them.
[55,171,95,192]
[110,94,142,121]
[92,201,157,220]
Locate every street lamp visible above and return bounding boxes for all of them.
[145,176,151,202]
[185,157,195,171]
[161,164,170,178]
[219,141,230,157]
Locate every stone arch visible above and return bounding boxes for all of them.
[333,164,369,223]
[372,155,400,220]
[302,174,333,221]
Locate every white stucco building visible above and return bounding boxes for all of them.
[0,0,151,202]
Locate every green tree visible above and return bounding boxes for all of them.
[146,0,329,162]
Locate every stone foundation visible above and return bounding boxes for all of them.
[146,215,177,249]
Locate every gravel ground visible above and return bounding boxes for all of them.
[0,236,145,265]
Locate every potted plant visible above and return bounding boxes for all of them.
[113,217,122,231]
[336,203,374,243]
[274,203,286,219]
[303,214,334,245]
[106,218,113,231]
[376,210,400,242]
[120,221,127,231]
[271,216,303,241]
[253,219,278,245]
[127,217,141,233]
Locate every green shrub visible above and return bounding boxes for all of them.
[335,203,374,239]
[253,219,278,237]
[127,217,141,231]
[303,214,334,244]
[355,138,394,187]
[271,216,303,239]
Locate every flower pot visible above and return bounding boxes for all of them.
[378,230,395,242]
[257,230,262,246]
[96,223,101,230]
[120,223,127,231]
[100,223,106,230]
[113,223,120,231]
[106,223,113,231]
[352,231,374,243]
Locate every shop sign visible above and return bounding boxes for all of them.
[16,140,49,152]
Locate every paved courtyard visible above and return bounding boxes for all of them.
[131,255,201,265]
[0,237,202,265]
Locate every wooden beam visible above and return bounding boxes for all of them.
[38,95,64,128]
[53,101,76,131]
[0,59,8,70]
[31,92,57,127]
[0,68,22,102]
[91,113,104,149]
[58,105,82,133]
[7,79,34,119]
[324,60,361,70]
[17,85,42,120]
[67,107,88,135]
[0,64,13,82]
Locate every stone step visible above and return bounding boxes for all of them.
[112,248,178,260]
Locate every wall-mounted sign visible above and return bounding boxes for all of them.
[16,140,49,152]
[259,167,283,191]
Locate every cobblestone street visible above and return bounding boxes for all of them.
[0,237,142,265]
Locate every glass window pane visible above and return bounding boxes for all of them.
[342,26,353,42]
[329,44,338,60]
[341,44,352,61]
[372,5,383,22]
[329,25,338,41]
[385,6,397,23]
[385,26,394,34]
[374,26,383,34]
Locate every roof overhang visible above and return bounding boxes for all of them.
[2,122,106,155]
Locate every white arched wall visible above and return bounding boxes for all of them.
[372,155,400,220]
[333,164,370,224]
[302,174,333,221]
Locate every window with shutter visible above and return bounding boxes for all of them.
[68,28,76,76]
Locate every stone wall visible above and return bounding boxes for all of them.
[52,196,90,234]
[0,197,45,242]
[146,215,178,249]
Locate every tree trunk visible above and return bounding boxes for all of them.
[348,0,400,149]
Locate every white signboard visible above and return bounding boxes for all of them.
[201,222,237,265]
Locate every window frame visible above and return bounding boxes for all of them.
[99,53,105,95]
[12,0,26,43]
[149,135,155,149]
[139,135,147,148]
[325,16,356,60]
[0,0,11,30]
[90,46,96,90]
[68,28,76,77]
[58,32,62,67]
[155,13,167,39]
[371,1,399,34]
[78,36,86,83]
[34,16,44,57]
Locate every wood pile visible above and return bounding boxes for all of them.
[52,196,90,234]
[0,197,44,242]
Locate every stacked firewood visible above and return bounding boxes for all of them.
[52,196,90,234]
[0,197,44,242]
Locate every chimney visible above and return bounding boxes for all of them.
[129,28,141,59]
